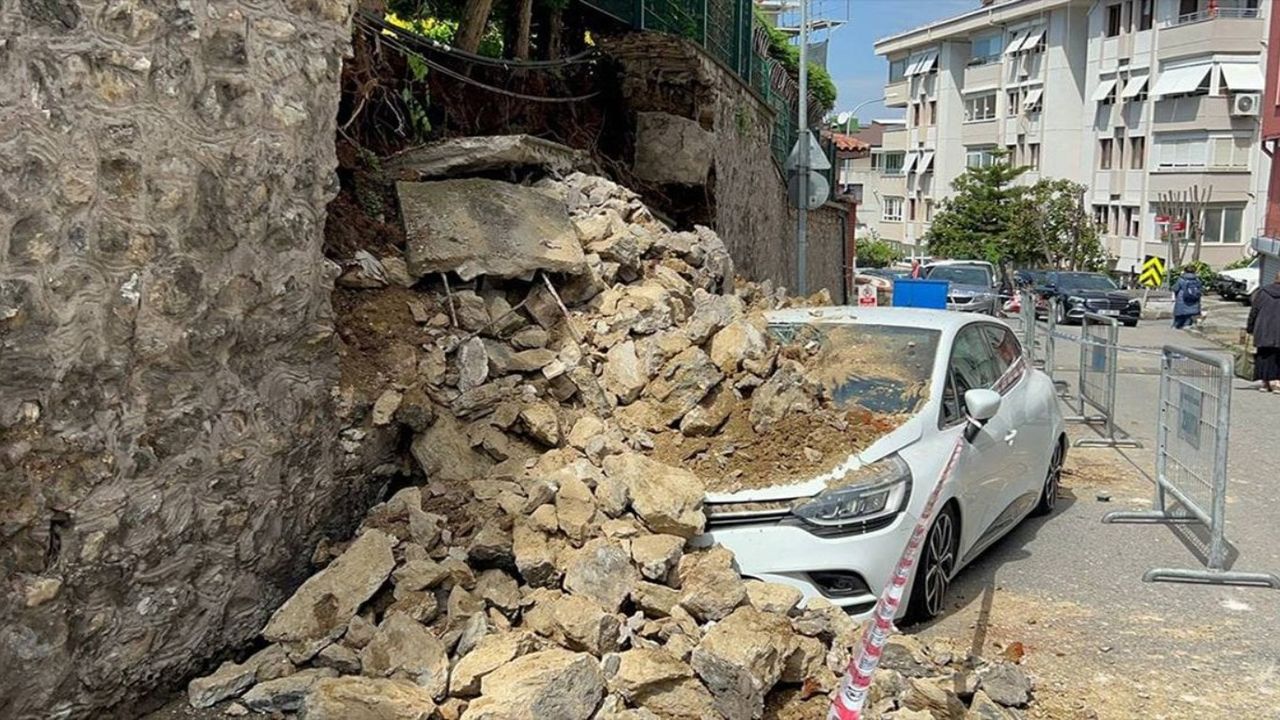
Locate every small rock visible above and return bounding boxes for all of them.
[978,662,1032,707]
[744,580,803,616]
[360,613,450,700]
[965,689,1018,719]
[563,538,639,612]
[240,668,337,713]
[463,649,604,720]
[690,606,795,719]
[555,474,598,544]
[602,453,705,538]
[902,677,967,719]
[303,676,437,720]
[511,325,549,349]
[393,559,451,591]
[602,341,648,404]
[676,546,746,622]
[24,577,62,608]
[450,631,542,696]
[520,403,561,446]
[457,337,490,392]
[315,643,362,674]
[188,658,257,709]
[630,534,685,582]
[372,388,404,426]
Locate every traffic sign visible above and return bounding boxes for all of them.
[1139,254,1166,288]
[857,284,878,307]
[787,170,830,210]
[784,131,832,172]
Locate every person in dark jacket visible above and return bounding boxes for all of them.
[1170,267,1204,329]
[1247,271,1280,392]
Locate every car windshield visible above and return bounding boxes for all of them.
[1055,273,1117,291]
[766,323,938,415]
[927,265,991,287]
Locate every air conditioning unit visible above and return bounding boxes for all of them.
[1231,93,1261,117]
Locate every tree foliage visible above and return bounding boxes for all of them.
[857,235,901,268]
[926,161,1108,270]
[756,9,837,112]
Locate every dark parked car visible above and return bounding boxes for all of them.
[1037,272,1141,326]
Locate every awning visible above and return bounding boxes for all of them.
[1019,29,1044,52]
[1220,62,1264,92]
[1120,75,1149,99]
[918,151,935,173]
[1022,88,1044,110]
[1004,31,1028,55]
[1091,79,1117,102]
[1151,62,1212,97]
[901,151,919,174]
[905,50,938,76]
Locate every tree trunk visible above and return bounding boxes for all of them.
[514,0,533,60]
[545,5,563,60]
[456,0,495,53]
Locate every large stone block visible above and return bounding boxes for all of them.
[398,179,587,281]
[632,112,714,186]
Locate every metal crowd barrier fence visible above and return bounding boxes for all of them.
[1018,289,1038,365]
[1103,346,1280,588]
[1067,313,1142,448]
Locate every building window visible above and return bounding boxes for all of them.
[1027,143,1041,171]
[1093,205,1108,229]
[911,103,922,127]
[1007,90,1020,117]
[881,152,905,175]
[1099,138,1114,169]
[1202,205,1246,244]
[925,199,934,221]
[1114,128,1126,169]
[964,92,997,122]
[1128,208,1141,238]
[908,198,917,221]
[1155,134,1250,170]
[928,100,937,126]
[1130,136,1145,169]
[966,146,997,168]
[1138,0,1153,29]
[1106,4,1122,37]
[870,153,880,170]
[883,196,904,222]
[970,33,1003,65]
[889,57,908,83]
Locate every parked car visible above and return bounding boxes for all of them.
[1037,271,1141,326]
[702,307,1067,621]
[1013,269,1050,289]
[924,261,1001,315]
[1215,256,1260,304]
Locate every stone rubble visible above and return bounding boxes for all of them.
[190,170,1037,719]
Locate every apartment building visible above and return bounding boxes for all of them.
[831,121,904,238]
[871,0,1268,269]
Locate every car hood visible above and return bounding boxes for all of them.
[1220,268,1260,284]
[703,414,925,503]
[1063,289,1130,302]
[946,283,993,296]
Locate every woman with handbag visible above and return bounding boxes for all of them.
[1247,271,1280,392]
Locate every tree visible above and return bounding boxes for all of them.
[1012,178,1108,270]
[857,234,902,268]
[925,156,1028,264]
[1152,185,1213,270]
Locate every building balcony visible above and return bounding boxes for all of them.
[961,118,999,145]
[881,127,909,151]
[1151,95,1257,132]
[1157,12,1264,62]
[885,80,909,108]
[963,62,1001,92]
[1147,168,1252,202]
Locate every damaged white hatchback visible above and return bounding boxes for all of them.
[698,307,1066,622]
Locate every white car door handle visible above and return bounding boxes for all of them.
[1004,429,1018,445]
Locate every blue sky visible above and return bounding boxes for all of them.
[805,0,978,122]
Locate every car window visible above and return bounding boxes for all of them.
[981,325,1022,384]
[941,325,1004,425]
[926,265,992,287]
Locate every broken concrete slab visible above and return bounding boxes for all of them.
[385,135,596,181]
[398,179,587,281]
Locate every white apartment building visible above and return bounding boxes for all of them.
[871,0,1268,270]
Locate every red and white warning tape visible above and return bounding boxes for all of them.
[825,434,965,720]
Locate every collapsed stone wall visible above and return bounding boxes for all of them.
[0,0,357,716]
[601,33,849,298]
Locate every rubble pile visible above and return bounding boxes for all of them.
[190,168,1035,718]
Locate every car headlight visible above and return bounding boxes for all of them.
[1067,295,1086,305]
[791,455,912,534]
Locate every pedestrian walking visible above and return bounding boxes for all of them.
[1247,271,1280,392]
[1170,266,1203,329]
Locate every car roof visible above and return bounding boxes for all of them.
[763,306,1000,332]
[925,260,994,267]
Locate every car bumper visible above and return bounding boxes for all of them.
[945,299,996,314]
[1064,305,1140,323]
[698,511,916,618]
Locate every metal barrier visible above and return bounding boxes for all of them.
[1103,346,1280,588]
[1068,313,1142,448]
[1018,289,1038,365]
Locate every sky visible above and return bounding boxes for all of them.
[796,0,979,122]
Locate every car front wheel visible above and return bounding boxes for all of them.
[906,504,958,623]
[1033,439,1064,516]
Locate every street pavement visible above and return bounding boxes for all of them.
[917,300,1280,718]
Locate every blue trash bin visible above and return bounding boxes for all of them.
[892,279,950,309]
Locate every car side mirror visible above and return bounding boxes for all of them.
[963,389,1002,441]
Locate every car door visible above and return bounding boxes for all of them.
[979,324,1041,513]
[939,324,1018,554]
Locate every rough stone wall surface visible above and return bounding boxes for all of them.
[0,0,353,715]
[604,33,847,297]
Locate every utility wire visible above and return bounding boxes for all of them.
[354,17,602,103]
[356,9,598,69]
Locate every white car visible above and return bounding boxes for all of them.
[1216,256,1261,303]
[700,307,1066,621]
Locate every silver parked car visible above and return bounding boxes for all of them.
[925,261,1001,315]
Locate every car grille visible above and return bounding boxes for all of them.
[1084,298,1130,311]
[947,295,975,305]
[704,500,792,528]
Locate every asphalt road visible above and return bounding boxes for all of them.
[918,300,1280,719]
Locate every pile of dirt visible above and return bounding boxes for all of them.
[186,161,1037,719]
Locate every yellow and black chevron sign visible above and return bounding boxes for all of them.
[1139,255,1166,288]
